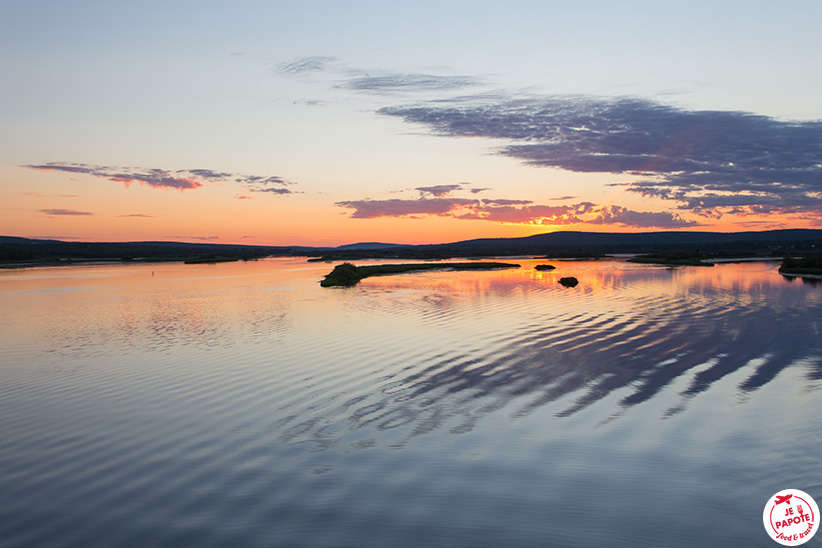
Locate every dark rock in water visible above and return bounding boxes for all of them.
[535,264,555,271]
[558,276,578,287]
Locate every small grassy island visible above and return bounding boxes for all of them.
[320,261,521,287]
[779,254,822,276]
[534,264,556,271]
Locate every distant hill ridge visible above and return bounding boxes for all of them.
[2,229,821,262]
[334,242,407,251]
[440,229,822,249]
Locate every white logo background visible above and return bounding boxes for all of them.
[763,489,819,546]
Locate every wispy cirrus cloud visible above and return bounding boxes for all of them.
[341,73,482,94]
[337,197,477,219]
[27,163,203,190]
[336,195,697,229]
[173,235,220,241]
[274,56,338,76]
[276,56,482,97]
[378,96,822,219]
[39,208,93,216]
[416,184,463,197]
[25,163,295,195]
[24,192,83,198]
[252,187,293,195]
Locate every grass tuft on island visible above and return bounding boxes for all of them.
[320,261,521,287]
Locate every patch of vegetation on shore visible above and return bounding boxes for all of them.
[320,261,521,287]
[779,254,822,276]
[628,251,714,267]
[0,240,275,267]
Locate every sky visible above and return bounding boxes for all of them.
[2,0,822,246]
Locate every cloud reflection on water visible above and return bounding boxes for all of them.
[307,260,822,448]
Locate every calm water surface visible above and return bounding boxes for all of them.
[1,258,821,547]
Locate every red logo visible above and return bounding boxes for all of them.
[764,489,819,546]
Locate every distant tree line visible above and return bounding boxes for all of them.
[0,241,303,265]
[779,254,822,275]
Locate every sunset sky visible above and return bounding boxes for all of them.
[3,1,822,246]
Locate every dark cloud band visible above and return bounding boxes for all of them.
[379,97,822,218]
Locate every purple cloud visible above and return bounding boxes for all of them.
[26,163,296,195]
[337,196,697,228]
[28,163,202,190]
[416,184,463,197]
[588,206,697,228]
[39,208,93,216]
[251,187,293,195]
[379,96,822,218]
[342,73,481,94]
[336,197,478,219]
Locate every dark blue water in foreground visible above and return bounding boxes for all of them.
[1,258,821,547]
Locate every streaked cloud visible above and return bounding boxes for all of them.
[416,184,463,197]
[274,56,338,76]
[587,206,698,228]
[251,187,293,195]
[25,163,295,194]
[276,56,482,97]
[337,197,477,219]
[379,96,822,218]
[24,192,83,198]
[342,73,481,94]
[116,213,155,218]
[28,163,203,190]
[174,235,220,241]
[336,196,696,228]
[39,208,93,216]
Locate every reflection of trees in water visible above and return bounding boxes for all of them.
[781,274,822,286]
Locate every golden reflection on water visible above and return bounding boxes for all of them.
[356,256,790,298]
[2,256,819,417]
[0,258,798,360]
[323,257,822,422]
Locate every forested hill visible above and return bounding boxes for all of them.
[435,229,822,255]
[3,229,822,264]
[311,229,822,260]
[0,237,317,264]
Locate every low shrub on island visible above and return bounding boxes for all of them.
[535,264,556,271]
[320,261,521,287]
